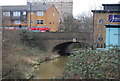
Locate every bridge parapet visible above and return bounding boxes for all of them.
[34,32,93,43]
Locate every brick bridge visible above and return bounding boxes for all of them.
[33,32,94,55]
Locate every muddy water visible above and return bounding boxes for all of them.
[35,56,68,79]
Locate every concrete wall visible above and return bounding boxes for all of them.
[34,32,93,51]
[34,32,92,41]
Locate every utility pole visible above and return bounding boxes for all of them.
[30,3,32,28]
[28,2,32,28]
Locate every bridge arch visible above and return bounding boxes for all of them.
[52,41,86,56]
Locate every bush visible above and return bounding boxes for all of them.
[19,30,35,46]
[19,30,46,51]
[62,49,120,79]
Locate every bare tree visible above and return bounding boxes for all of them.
[59,14,81,32]
[59,12,93,33]
[77,12,93,32]
[2,16,10,27]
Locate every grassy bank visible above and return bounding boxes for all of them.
[2,30,57,79]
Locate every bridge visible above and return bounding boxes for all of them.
[3,30,94,55]
[33,32,94,55]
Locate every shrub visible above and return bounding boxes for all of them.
[62,49,120,79]
[19,30,46,51]
[19,30,35,45]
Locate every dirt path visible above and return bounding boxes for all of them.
[13,54,37,65]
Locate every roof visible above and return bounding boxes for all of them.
[102,4,120,6]
[92,4,120,13]
[91,10,120,13]
[2,3,52,12]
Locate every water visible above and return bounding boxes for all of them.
[34,56,68,79]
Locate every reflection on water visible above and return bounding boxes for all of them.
[35,56,68,79]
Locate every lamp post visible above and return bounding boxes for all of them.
[28,2,32,28]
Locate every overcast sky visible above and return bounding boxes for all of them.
[0,0,120,16]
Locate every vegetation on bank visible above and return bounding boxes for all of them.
[60,48,120,79]
[2,30,57,79]
[33,54,60,66]
[2,30,120,79]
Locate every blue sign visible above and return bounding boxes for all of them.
[108,15,120,22]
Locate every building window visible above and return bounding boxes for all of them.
[3,12,10,16]
[54,0,57,2]
[23,11,27,15]
[53,13,55,16]
[37,11,44,16]
[50,21,54,24]
[99,19,104,24]
[104,43,106,48]
[13,11,20,16]
[30,12,34,15]
[37,20,43,24]
[98,37,103,41]
[101,44,103,48]
[30,20,33,23]
[14,20,20,24]
[5,20,10,24]
[23,20,27,24]
[22,16,26,19]
[97,44,99,48]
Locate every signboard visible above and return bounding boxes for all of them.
[108,15,120,22]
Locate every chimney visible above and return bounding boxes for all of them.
[43,2,46,5]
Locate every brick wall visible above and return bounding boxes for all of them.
[93,12,120,47]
